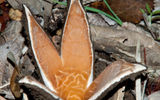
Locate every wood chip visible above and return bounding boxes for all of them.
[9,8,22,21]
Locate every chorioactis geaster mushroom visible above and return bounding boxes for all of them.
[16,0,146,100]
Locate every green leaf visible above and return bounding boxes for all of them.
[152,10,160,15]
[85,6,122,25]
[103,0,122,23]
[140,8,145,14]
[146,3,151,14]
[52,0,67,6]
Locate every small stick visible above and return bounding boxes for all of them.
[0,82,10,89]
[135,40,142,100]
[136,78,142,100]
[142,80,147,100]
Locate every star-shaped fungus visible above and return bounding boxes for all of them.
[11,0,146,100]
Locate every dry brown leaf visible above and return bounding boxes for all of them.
[0,2,10,32]
[90,23,160,67]
[0,0,5,4]
[0,21,24,99]
[7,0,52,28]
[90,0,154,23]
